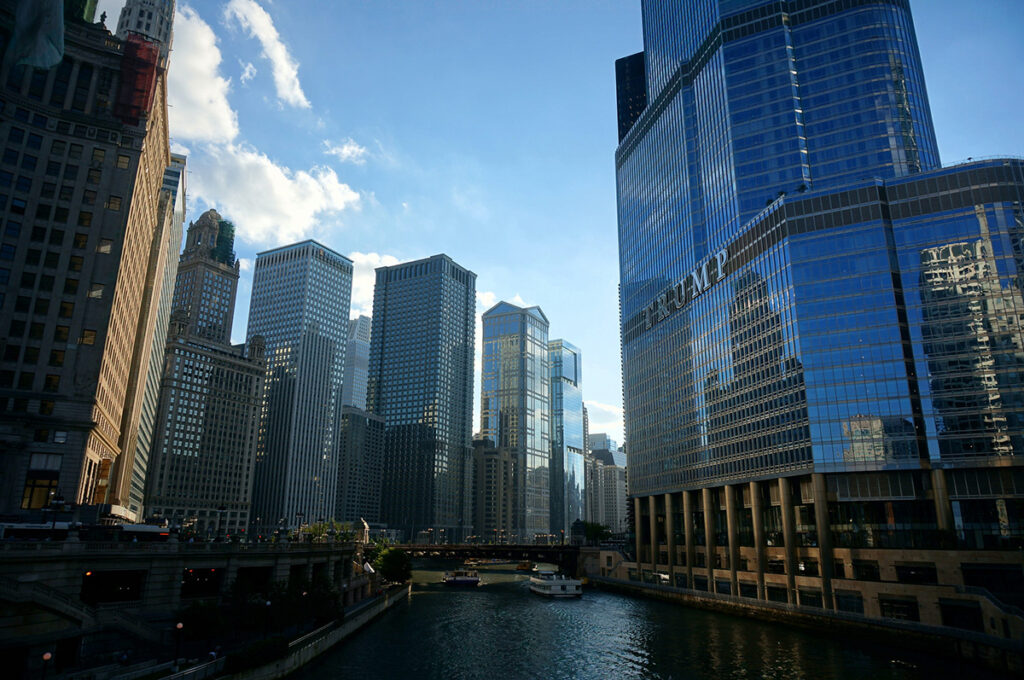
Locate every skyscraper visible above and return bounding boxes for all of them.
[0,3,174,519]
[618,0,1024,630]
[145,210,265,536]
[122,152,187,520]
[549,339,585,538]
[334,405,384,525]
[369,254,475,543]
[247,241,352,534]
[341,315,371,409]
[472,435,514,543]
[480,301,551,542]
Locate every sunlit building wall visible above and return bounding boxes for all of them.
[247,241,352,534]
[549,339,585,538]
[480,302,551,542]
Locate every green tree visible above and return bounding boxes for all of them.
[583,522,612,545]
[374,547,412,583]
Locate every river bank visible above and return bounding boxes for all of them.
[592,575,1023,675]
[141,584,411,680]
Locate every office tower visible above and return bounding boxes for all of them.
[0,3,173,518]
[116,0,175,62]
[480,301,551,542]
[341,315,371,409]
[472,435,514,544]
[369,254,475,543]
[145,210,265,536]
[549,339,585,538]
[334,405,384,524]
[248,241,352,533]
[122,152,187,520]
[588,433,617,455]
[619,0,1024,629]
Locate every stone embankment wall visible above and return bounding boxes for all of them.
[592,576,1023,674]
[225,583,411,680]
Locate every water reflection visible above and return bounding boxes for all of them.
[294,562,1004,680]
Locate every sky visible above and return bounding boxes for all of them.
[94,0,1024,445]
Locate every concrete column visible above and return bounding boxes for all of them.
[633,497,643,568]
[749,480,766,600]
[725,484,739,596]
[648,495,658,571]
[778,477,797,604]
[702,487,715,592]
[931,469,954,534]
[62,61,81,111]
[811,473,834,610]
[664,493,676,574]
[682,490,694,589]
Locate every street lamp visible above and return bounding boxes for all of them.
[41,652,52,680]
[173,622,183,671]
[264,600,272,638]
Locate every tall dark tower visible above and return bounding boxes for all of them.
[369,254,476,543]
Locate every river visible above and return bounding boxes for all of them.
[293,561,1006,680]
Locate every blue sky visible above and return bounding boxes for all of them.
[94,0,1024,443]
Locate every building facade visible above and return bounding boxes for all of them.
[472,436,514,543]
[549,339,585,538]
[341,315,371,409]
[480,301,551,542]
[122,152,186,520]
[247,241,352,534]
[0,3,174,519]
[144,210,265,537]
[368,254,475,543]
[617,0,1024,636]
[116,0,175,62]
[334,405,384,524]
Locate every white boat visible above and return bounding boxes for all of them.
[529,571,582,598]
[443,569,480,586]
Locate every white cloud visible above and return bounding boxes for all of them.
[348,252,400,317]
[170,141,191,156]
[585,401,625,445]
[238,257,253,272]
[239,60,257,84]
[189,143,359,245]
[323,138,369,165]
[224,0,311,109]
[168,6,239,143]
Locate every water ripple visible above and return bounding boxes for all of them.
[292,564,1007,680]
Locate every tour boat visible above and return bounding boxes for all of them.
[442,569,480,586]
[515,561,533,571]
[529,571,582,598]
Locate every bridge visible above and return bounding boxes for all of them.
[403,544,580,574]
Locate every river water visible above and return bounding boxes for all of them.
[294,561,1006,680]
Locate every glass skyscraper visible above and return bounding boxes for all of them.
[549,339,585,538]
[617,0,1024,632]
[368,254,476,543]
[341,315,371,410]
[481,302,551,542]
[247,241,352,534]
